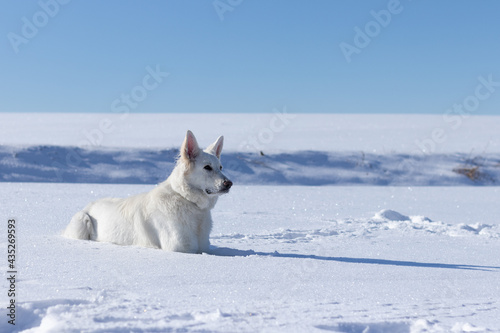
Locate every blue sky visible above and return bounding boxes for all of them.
[1,0,499,114]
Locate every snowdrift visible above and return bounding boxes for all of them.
[1,145,499,185]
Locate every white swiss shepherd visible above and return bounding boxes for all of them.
[63,130,233,254]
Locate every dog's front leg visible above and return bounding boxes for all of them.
[165,228,200,254]
[197,215,213,254]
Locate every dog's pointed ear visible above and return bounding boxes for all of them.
[181,130,200,161]
[206,135,224,159]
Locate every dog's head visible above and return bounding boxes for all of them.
[179,130,233,197]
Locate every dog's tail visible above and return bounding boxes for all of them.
[63,211,95,240]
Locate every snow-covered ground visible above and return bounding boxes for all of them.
[1,113,500,332]
[1,113,500,186]
[2,113,500,153]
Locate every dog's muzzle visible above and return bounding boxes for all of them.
[206,179,233,195]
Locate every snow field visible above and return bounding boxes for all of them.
[1,113,499,332]
[1,113,500,153]
[1,183,500,332]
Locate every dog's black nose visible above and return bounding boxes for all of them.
[223,179,233,189]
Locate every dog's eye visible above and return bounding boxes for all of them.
[204,165,213,171]
[220,166,223,170]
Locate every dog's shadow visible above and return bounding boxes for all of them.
[208,246,500,272]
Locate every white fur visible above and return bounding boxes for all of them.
[63,131,232,254]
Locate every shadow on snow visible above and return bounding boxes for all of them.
[209,247,500,272]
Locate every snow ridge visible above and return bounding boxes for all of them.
[212,209,500,248]
[1,145,499,185]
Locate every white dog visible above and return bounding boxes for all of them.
[63,131,232,253]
